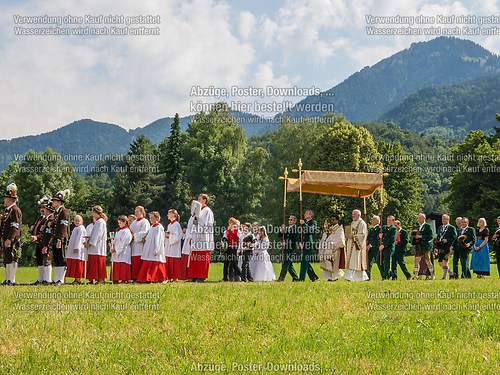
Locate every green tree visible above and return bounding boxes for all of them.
[111,135,162,217]
[445,128,500,226]
[183,103,247,221]
[234,147,270,223]
[157,113,190,216]
[376,141,423,228]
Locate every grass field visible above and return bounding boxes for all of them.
[1,259,499,374]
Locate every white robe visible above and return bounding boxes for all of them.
[181,215,196,256]
[66,225,87,261]
[191,206,214,252]
[141,224,166,263]
[130,218,151,257]
[345,218,369,281]
[88,218,107,257]
[165,221,183,258]
[319,224,345,280]
[111,227,133,264]
[252,238,276,282]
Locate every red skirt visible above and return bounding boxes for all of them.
[66,258,84,279]
[112,262,132,282]
[131,256,143,280]
[87,254,107,280]
[166,257,182,280]
[137,261,167,283]
[187,251,211,279]
[179,254,189,280]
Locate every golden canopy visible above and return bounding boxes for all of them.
[287,170,383,198]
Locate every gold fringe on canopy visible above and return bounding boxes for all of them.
[287,170,383,198]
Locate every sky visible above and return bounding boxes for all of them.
[0,0,499,139]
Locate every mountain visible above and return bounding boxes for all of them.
[2,37,499,171]
[282,37,500,122]
[378,74,500,139]
[0,119,132,170]
[0,111,278,170]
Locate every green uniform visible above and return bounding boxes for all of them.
[391,228,411,280]
[451,225,462,278]
[299,219,319,282]
[455,226,476,279]
[381,224,397,279]
[278,224,299,281]
[366,224,382,280]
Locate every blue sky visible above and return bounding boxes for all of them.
[1,0,499,139]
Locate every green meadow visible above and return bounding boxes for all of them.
[1,261,499,374]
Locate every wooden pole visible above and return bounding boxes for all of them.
[278,168,289,261]
[379,169,384,266]
[298,159,304,248]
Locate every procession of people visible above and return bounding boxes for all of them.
[1,181,500,285]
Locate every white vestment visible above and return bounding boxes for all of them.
[66,225,87,261]
[165,221,183,258]
[130,218,151,257]
[191,206,214,252]
[88,218,107,257]
[345,218,369,281]
[319,224,345,280]
[111,227,132,264]
[141,224,166,263]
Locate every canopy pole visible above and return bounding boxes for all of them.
[298,159,303,248]
[278,168,289,261]
[363,197,367,223]
[379,167,385,266]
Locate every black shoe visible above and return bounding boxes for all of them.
[1,280,8,286]
[32,281,42,286]
[276,279,284,282]
[406,275,411,280]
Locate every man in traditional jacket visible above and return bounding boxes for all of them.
[366,215,382,280]
[1,183,22,286]
[412,213,434,280]
[379,215,397,280]
[391,220,411,280]
[50,189,71,285]
[434,214,457,279]
[450,217,476,279]
[277,215,299,282]
[298,210,319,282]
[30,196,51,285]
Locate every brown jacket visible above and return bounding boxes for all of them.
[52,206,70,242]
[1,204,22,243]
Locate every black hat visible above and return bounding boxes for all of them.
[51,189,70,203]
[4,183,18,199]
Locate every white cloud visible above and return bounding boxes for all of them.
[239,11,255,39]
[1,0,499,140]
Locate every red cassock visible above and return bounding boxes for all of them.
[66,258,85,279]
[137,261,168,282]
[86,254,107,280]
[131,256,143,280]
[112,263,132,282]
[179,254,189,280]
[187,251,211,279]
[137,223,168,282]
[187,206,214,279]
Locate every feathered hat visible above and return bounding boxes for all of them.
[4,183,18,199]
[51,189,70,203]
[38,196,50,208]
